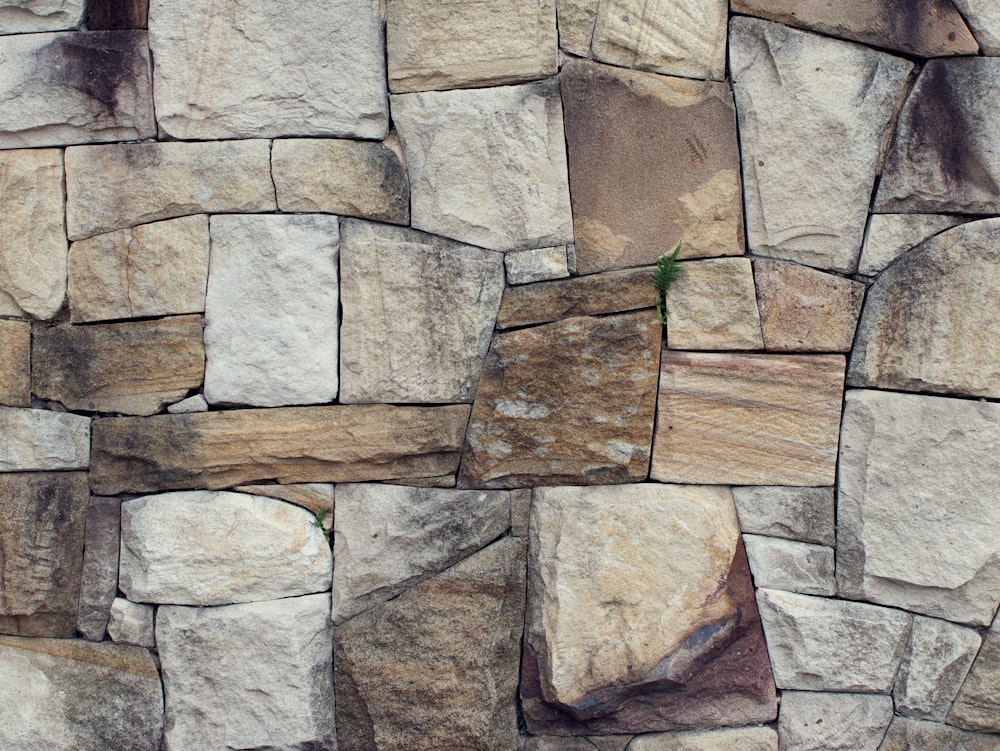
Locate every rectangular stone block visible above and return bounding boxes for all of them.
[0,319,29,406]
[666,258,763,350]
[77,496,122,640]
[0,407,90,471]
[0,0,84,34]
[87,0,148,29]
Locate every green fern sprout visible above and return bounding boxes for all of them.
[310,508,331,543]
[654,243,683,326]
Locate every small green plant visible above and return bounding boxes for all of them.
[310,508,331,543]
[654,243,683,325]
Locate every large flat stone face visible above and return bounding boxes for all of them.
[0,319,29,406]
[148,0,386,139]
[949,613,1000,733]
[0,0,83,34]
[838,390,1000,626]
[0,408,90,472]
[777,691,893,751]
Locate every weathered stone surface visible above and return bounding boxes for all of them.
[651,353,845,486]
[849,219,1000,398]
[878,717,1000,751]
[91,405,470,494]
[527,738,600,751]
[0,408,90,471]
[107,598,154,648]
[68,215,209,323]
[234,483,334,517]
[65,140,275,240]
[120,490,331,605]
[838,389,1000,626]
[333,484,510,623]
[557,0,598,55]
[166,394,207,414]
[511,488,532,536]
[778,691,893,751]
[87,0,148,29]
[754,258,865,352]
[505,246,569,285]
[591,738,631,751]
[340,220,504,404]
[158,594,335,751]
[0,0,83,33]
[950,613,1000,733]
[0,319,29,406]
[335,538,525,751]
[204,214,339,408]
[591,0,727,80]
[77,496,121,641]
[392,80,573,252]
[461,311,659,488]
[0,149,66,318]
[743,535,834,596]
[387,0,557,93]
[33,316,205,415]
[0,31,153,149]
[731,18,912,272]
[148,0,386,140]
[627,727,778,751]
[756,589,911,692]
[666,258,762,350]
[858,214,962,276]
[0,636,162,751]
[954,0,1000,54]
[732,486,835,546]
[562,60,742,275]
[0,472,88,637]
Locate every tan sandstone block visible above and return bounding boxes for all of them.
[666,258,763,351]
[0,319,29,406]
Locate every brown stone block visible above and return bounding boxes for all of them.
[0,318,29,407]
[87,0,149,29]
[234,483,334,517]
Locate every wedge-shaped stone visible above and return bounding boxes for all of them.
[87,0,147,29]
[392,81,573,252]
[731,18,912,272]
[778,692,893,751]
[879,717,1000,751]
[461,311,660,488]
[65,140,275,240]
[335,538,525,751]
[651,353,845,486]
[953,0,1000,54]
[858,214,962,276]
[666,258,762,350]
[743,535,834,596]
[949,613,1000,733]
[505,246,569,285]
[628,727,778,751]
[148,0,386,140]
[562,61,742,275]
[732,486,834,546]
[0,408,90,471]
[0,319,29,406]
[234,483,333,517]
[557,0,598,55]
[0,0,83,33]
[107,598,154,648]
[90,405,470,494]
[77,497,121,641]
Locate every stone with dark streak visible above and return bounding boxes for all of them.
[76,497,122,641]
[87,0,148,29]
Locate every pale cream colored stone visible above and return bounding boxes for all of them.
[858,214,962,276]
[666,258,763,351]
[743,535,834,596]
[107,598,155,648]
[0,408,90,471]
[505,246,569,285]
[778,691,893,751]
[166,395,207,414]
[0,319,29,407]
[0,0,83,34]
[627,726,777,751]
[732,486,834,546]
[557,0,598,56]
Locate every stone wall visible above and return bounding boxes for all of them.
[1,0,999,749]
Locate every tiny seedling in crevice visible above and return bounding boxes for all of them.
[311,508,331,543]
[654,243,683,326]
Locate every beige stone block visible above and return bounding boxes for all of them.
[858,214,962,276]
[0,318,29,406]
[557,0,598,56]
[0,407,90,471]
[666,258,762,351]
[0,0,83,34]
[949,613,1000,733]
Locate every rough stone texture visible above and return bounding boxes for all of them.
[953,0,1000,54]
[651,353,845,486]
[505,246,570,285]
[0,31,153,149]
[90,405,470,494]
[157,594,335,751]
[949,613,1000,733]
[591,0,728,80]
[32,316,205,416]
[0,0,83,33]
[0,319,29,406]
[849,219,1000,399]
[895,615,982,721]
[76,497,121,641]
[166,394,207,414]
[557,0,598,55]
[64,140,275,241]
[732,486,835,546]
[858,214,962,276]
[753,258,866,353]
[666,258,763,350]
[107,598,154,648]
[461,311,659,488]
[148,0,386,140]
[0,149,67,319]
[778,691,893,751]
[339,220,504,404]
[731,18,912,273]
[392,80,573,252]
[0,408,90,471]
[204,214,339,408]
[627,727,778,751]
[68,215,209,323]
[743,535,835,596]
[591,738,631,751]
[756,589,911,692]
[0,473,89,637]
[527,738,600,751]
[562,60,742,275]
[877,58,1000,215]
[120,490,331,606]
[87,0,148,29]
[387,0,558,93]
[0,636,162,751]
[878,717,1000,751]
[234,483,334,517]
[335,538,525,751]
[511,488,532,537]
[838,389,1000,626]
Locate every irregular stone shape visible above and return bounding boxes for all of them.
[460,312,659,488]
[591,738,631,751]
[651,353,845,486]
[0,408,90,471]
[838,389,1000,625]
[120,490,331,605]
[743,535,834,596]
[878,717,1000,751]
[90,405,470,494]
[666,258,763,350]
[562,60,742,275]
[166,394,207,414]
[68,215,209,323]
[753,258,865,352]
[87,0,148,29]
[778,691,893,751]
[32,316,205,416]
[756,589,911,692]
[0,0,83,33]
[0,31,153,149]
[235,483,334,517]
[158,594,335,751]
[953,0,1000,54]
[591,0,727,80]
[387,0,558,93]
[64,140,275,240]
[204,214,339,408]
[0,319,29,406]
[0,473,88,637]
[0,636,162,751]
[505,246,569,285]
[732,486,835,546]
[858,214,963,276]
[557,0,598,55]
[849,219,1000,398]
[392,81,573,252]
[0,149,66,318]
[107,598,154,648]
[148,0,386,140]
[527,738,600,751]
[335,538,525,751]
[950,614,1000,733]
[627,727,778,751]
[731,18,912,272]
[333,484,510,623]
[76,496,121,641]
[895,615,982,721]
